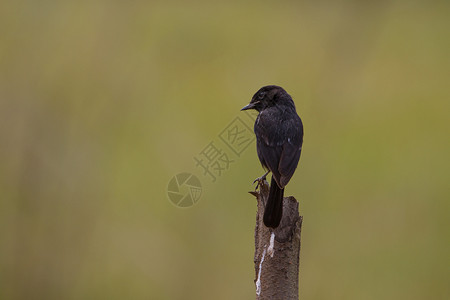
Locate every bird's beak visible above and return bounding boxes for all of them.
[241,102,257,111]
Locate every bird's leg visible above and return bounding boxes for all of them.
[253,170,270,190]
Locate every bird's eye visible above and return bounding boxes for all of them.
[258,91,265,99]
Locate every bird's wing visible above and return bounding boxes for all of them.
[254,113,283,186]
[278,116,303,187]
[255,109,303,188]
[256,139,282,181]
[278,142,302,187]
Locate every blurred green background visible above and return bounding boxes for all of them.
[1,1,449,299]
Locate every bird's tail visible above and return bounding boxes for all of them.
[263,176,284,228]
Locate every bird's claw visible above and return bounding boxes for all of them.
[252,174,268,190]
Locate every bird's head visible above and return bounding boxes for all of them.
[241,85,294,112]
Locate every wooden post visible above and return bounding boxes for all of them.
[250,180,303,300]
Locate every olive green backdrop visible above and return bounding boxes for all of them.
[1,1,449,299]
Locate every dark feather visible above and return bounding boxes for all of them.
[243,85,303,229]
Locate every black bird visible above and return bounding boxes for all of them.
[241,85,303,228]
